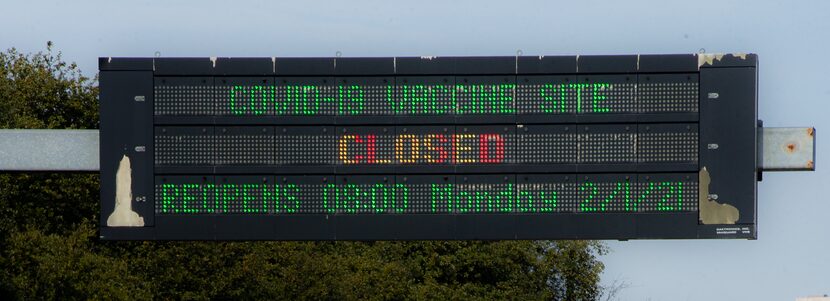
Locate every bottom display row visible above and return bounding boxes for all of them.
[154,174,699,215]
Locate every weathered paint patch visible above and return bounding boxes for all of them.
[698,167,739,224]
[697,53,748,68]
[697,53,724,68]
[106,155,145,227]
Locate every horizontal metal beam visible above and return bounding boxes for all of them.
[0,127,817,172]
[0,129,99,171]
[759,127,816,171]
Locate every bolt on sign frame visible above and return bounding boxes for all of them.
[99,54,758,240]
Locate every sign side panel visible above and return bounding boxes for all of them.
[699,67,758,238]
[100,71,154,235]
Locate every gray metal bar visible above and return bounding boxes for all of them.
[0,129,99,171]
[0,127,816,172]
[759,127,816,171]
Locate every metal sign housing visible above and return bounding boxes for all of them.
[99,54,759,240]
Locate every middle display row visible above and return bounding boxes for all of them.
[154,124,698,167]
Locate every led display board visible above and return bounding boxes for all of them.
[99,54,758,240]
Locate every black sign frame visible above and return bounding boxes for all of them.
[99,54,758,240]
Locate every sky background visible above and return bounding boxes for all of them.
[2,0,828,299]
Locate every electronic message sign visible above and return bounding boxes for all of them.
[99,54,758,240]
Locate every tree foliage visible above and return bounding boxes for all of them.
[0,43,607,300]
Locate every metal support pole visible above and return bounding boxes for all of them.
[759,127,816,171]
[0,129,99,171]
[0,127,816,172]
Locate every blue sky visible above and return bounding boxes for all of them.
[2,0,828,299]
